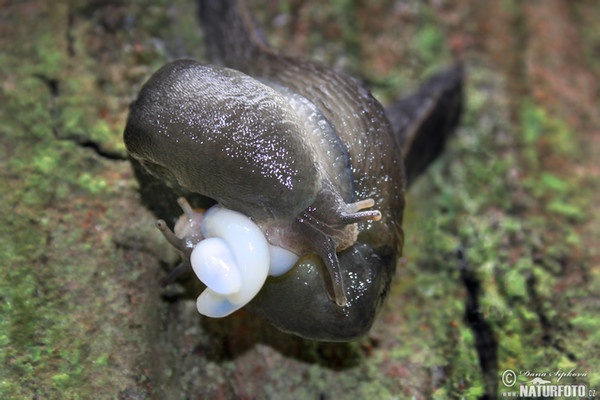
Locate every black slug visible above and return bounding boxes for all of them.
[123,0,462,341]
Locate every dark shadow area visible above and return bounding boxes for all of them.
[458,248,498,400]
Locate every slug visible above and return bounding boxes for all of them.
[124,0,461,341]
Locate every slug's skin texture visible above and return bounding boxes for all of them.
[124,62,322,222]
[125,0,406,341]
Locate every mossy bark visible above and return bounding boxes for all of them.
[1,0,598,399]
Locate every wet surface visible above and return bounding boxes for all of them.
[1,0,599,398]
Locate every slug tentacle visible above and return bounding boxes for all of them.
[293,190,382,307]
[177,197,197,221]
[338,199,382,224]
[156,219,195,286]
[156,219,186,252]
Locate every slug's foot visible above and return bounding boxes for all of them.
[298,191,382,307]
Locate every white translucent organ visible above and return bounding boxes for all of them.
[186,205,298,317]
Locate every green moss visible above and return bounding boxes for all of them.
[77,172,108,195]
[518,99,588,224]
[2,1,598,398]
[545,199,585,221]
[416,22,444,64]
[0,225,93,396]
[412,10,448,77]
[401,59,600,397]
[0,1,178,397]
[520,100,579,165]
[540,172,570,193]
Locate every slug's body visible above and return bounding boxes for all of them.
[124,0,461,341]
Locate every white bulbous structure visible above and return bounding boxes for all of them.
[191,205,299,317]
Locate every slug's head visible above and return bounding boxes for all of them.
[124,60,396,340]
[155,198,390,341]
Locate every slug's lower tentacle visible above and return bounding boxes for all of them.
[295,191,382,307]
[156,219,186,252]
[156,197,206,263]
[156,199,208,285]
[159,262,188,287]
[316,235,347,306]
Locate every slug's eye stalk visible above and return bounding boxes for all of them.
[332,198,382,306]
[173,197,205,247]
[341,199,382,223]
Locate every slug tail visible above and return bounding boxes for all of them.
[197,0,270,66]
